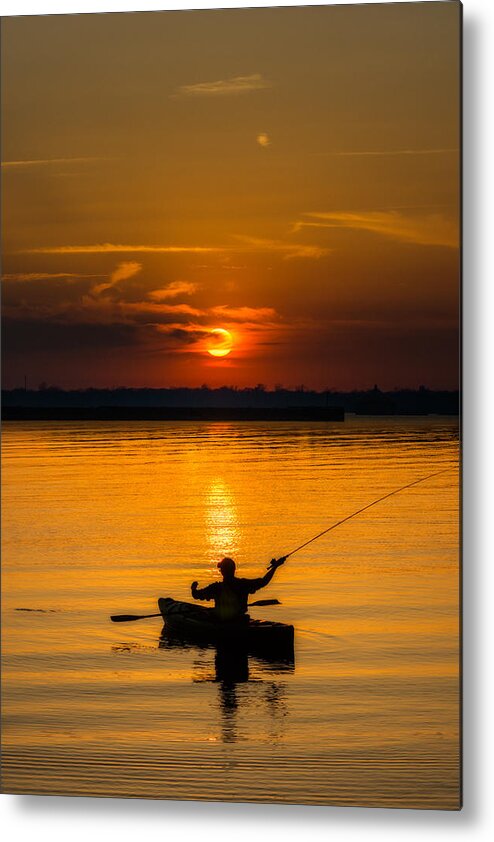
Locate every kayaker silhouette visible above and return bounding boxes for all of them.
[191,556,286,622]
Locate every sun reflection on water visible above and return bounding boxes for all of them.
[205,478,240,564]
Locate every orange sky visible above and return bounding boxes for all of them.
[1,3,460,390]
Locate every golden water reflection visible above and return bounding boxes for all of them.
[205,477,240,563]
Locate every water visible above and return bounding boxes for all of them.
[1,417,460,808]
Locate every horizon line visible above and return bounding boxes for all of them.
[2,385,460,393]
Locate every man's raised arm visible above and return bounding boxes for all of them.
[255,556,287,590]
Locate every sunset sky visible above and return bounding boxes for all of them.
[1,2,460,391]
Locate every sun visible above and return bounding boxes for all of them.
[207,328,233,358]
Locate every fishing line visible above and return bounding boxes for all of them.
[283,465,456,561]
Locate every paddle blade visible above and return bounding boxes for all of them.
[110,612,161,623]
[249,599,281,607]
[111,614,142,622]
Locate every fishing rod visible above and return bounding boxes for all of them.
[111,467,455,622]
[275,466,455,564]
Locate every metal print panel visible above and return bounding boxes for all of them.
[1,2,461,808]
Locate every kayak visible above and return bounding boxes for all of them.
[158,597,294,657]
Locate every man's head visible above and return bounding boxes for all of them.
[217,557,236,579]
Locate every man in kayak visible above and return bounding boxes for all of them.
[191,556,286,623]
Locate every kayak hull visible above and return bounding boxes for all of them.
[158,597,294,657]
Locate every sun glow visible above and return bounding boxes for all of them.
[207,328,233,357]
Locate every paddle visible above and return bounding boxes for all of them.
[110,598,281,623]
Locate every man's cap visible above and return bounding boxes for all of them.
[217,557,236,573]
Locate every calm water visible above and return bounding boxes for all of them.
[1,417,460,808]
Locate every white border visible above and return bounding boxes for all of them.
[2,0,494,840]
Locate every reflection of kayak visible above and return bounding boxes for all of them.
[158,597,294,657]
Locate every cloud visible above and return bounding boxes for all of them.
[92,261,142,296]
[1,157,101,168]
[6,296,203,328]
[293,210,458,248]
[109,262,143,284]
[22,243,226,255]
[152,319,285,355]
[21,238,327,260]
[148,282,198,301]
[124,300,277,325]
[161,304,203,317]
[4,280,279,336]
[127,302,203,318]
[174,73,271,97]
[156,322,207,334]
[235,235,330,260]
[257,133,271,148]
[2,272,105,282]
[3,275,288,361]
[128,301,276,323]
[314,148,459,158]
[22,243,224,256]
[210,305,278,322]
[154,323,212,350]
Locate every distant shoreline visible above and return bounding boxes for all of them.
[1,387,459,419]
[2,406,346,422]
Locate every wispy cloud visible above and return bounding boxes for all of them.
[210,305,278,323]
[2,272,105,282]
[149,303,203,317]
[148,282,199,301]
[236,235,330,260]
[314,148,459,158]
[36,296,206,327]
[92,261,142,296]
[132,301,277,323]
[293,210,458,248]
[109,262,142,284]
[115,301,204,319]
[174,73,271,97]
[22,243,226,255]
[1,157,101,168]
[21,238,327,260]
